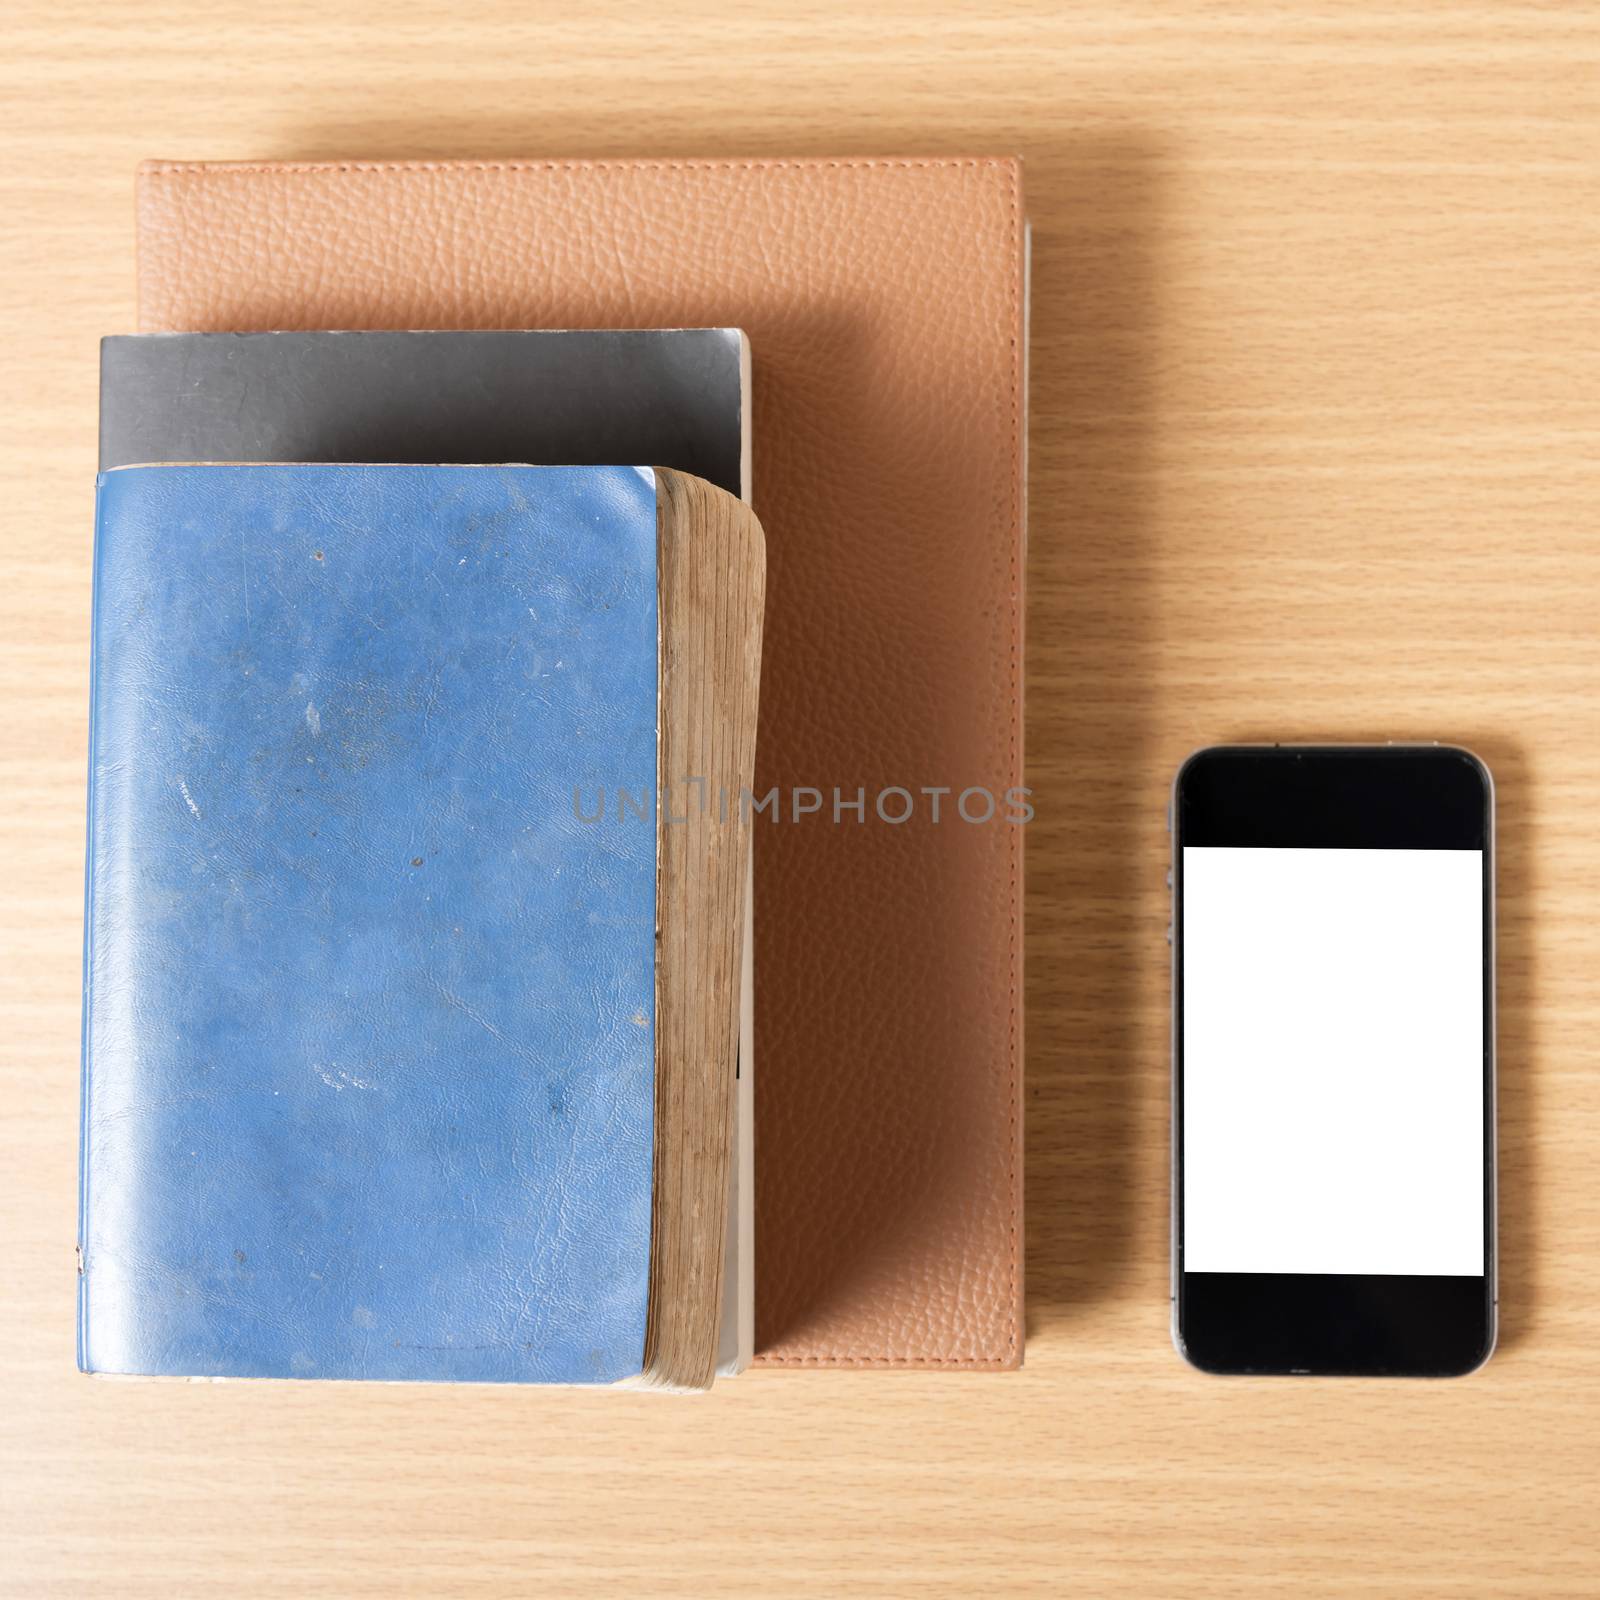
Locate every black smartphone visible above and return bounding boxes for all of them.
[1171,744,1496,1376]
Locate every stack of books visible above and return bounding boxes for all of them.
[80,159,1029,1389]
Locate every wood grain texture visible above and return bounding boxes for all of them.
[1,1,1597,1593]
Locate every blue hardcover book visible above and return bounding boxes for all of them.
[79,463,764,1388]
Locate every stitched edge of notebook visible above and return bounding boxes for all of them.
[138,154,1026,1369]
[743,161,1024,1370]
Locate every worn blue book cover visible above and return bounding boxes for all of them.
[80,463,660,1383]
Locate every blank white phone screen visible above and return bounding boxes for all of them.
[1183,847,1484,1276]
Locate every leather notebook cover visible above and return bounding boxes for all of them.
[135,157,1027,1369]
[83,464,661,1382]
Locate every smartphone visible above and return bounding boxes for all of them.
[1171,744,1496,1376]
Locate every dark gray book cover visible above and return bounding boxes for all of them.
[98,329,749,499]
[95,326,754,1376]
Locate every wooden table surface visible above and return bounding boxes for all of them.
[4,3,1598,1594]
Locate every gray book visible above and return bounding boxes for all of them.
[95,325,753,1376]
[98,329,749,500]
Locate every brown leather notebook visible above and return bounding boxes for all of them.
[135,157,1027,1369]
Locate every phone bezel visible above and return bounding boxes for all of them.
[1170,743,1497,1377]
